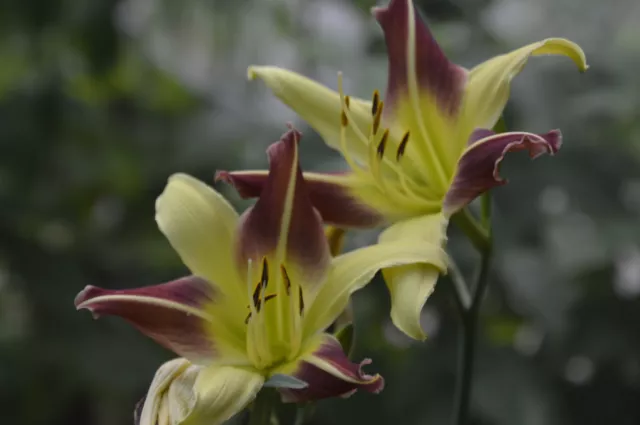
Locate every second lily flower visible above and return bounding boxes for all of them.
[76,128,445,425]
[219,0,587,340]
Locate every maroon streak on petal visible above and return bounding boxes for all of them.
[443,129,562,213]
[75,276,216,363]
[217,170,384,229]
[373,0,466,116]
[280,336,384,403]
[235,128,330,280]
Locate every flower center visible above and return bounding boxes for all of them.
[244,257,305,370]
[336,73,442,215]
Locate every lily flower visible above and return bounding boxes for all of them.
[75,128,446,425]
[218,0,587,340]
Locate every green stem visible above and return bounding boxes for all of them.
[248,389,277,425]
[451,208,490,253]
[293,403,316,425]
[447,258,472,312]
[451,194,493,425]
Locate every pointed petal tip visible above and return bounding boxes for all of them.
[237,126,330,280]
[544,37,589,72]
[247,65,259,81]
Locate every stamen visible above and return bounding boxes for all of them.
[245,295,277,324]
[251,257,269,310]
[337,72,368,174]
[377,129,389,159]
[345,95,351,109]
[396,131,410,161]
[371,90,380,116]
[298,286,305,316]
[372,100,384,135]
[246,259,257,319]
[261,257,269,287]
[280,265,291,296]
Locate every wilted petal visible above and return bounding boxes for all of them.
[75,276,217,364]
[458,38,587,151]
[443,130,562,214]
[155,173,244,304]
[217,170,384,228]
[303,234,447,338]
[248,66,373,163]
[236,128,330,283]
[280,335,383,402]
[378,214,449,340]
[373,0,467,170]
[137,359,264,425]
[137,358,192,425]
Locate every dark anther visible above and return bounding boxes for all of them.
[372,90,380,116]
[341,111,349,127]
[298,286,305,315]
[396,131,410,160]
[245,294,277,324]
[281,265,291,296]
[377,130,389,159]
[372,101,384,135]
[251,258,270,309]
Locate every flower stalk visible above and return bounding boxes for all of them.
[450,120,500,425]
[452,203,492,425]
[248,389,278,425]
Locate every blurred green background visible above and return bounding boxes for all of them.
[2,0,640,424]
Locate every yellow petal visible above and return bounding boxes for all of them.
[378,213,449,340]
[188,365,265,425]
[155,173,244,305]
[303,237,447,338]
[457,38,587,152]
[248,66,373,163]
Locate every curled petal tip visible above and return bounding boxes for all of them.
[281,336,385,403]
[74,285,100,310]
[444,130,563,213]
[546,129,563,154]
[214,170,230,183]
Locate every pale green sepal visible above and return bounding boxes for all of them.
[378,213,450,340]
[382,264,440,341]
[155,173,244,305]
[458,38,587,152]
[303,238,447,339]
[248,66,373,162]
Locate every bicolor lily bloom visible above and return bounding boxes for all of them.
[217,0,587,340]
[75,129,446,425]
